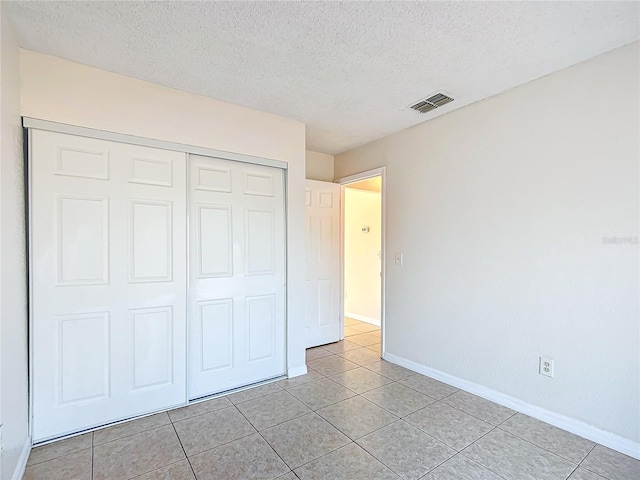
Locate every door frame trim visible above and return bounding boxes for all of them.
[335,167,386,355]
[22,117,288,170]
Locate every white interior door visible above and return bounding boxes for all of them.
[30,130,187,442]
[305,180,341,347]
[188,155,286,399]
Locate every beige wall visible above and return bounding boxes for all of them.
[335,42,639,449]
[0,8,30,479]
[305,150,334,181]
[344,188,381,325]
[20,50,308,379]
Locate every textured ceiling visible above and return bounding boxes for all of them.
[5,1,639,155]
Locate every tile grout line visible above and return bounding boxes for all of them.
[168,421,198,480]
[91,432,94,480]
[232,401,298,478]
[290,395,497,480]
[167,399,234,424]
[126,460,191,480]
[92,420,171,449]
[351,417,449,478]
[575,444,616,480]
[452,451,511,480]
[493,425,587,467]
[455,423,517,480]
[170,405,259,471]
[31,326,632,480]
[431,396,513,429]
[261,410,351,474]
[309,357,606,474]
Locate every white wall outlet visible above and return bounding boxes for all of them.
[539,356,554,377]
[394,253,403,266]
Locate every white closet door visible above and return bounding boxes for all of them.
[304,180,341,347]
[30,130,187,442]
[188,155,286,399]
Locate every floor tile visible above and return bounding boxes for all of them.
[500,413,595,463]
[306,346,333,361]
[93,424,185,480]
[168,396,232,423]
[307,355,359,376]
[400,374,458,400]
[294,442,400,480]
[226,382,283,404]
[462,428,576,480]
[94,412,171,446]
[365,361,415,381]
[405,402,493,451]
[173,406,255,456]
[347,332,381,346]
[317,395,398,440]
[322,340,361,354]
[367,343,382,352]
[357,420,455,480]
[277,368,325,389]
[344,326,362,336]
[288,377,356,410]
[363,383,436,417]
[330,367,393,393]
[338,347,381,366]
[344,317,359,326]
[135,460,195,479]
[189,433,289,480]
[580,445,640,480]
[236,390,311,430]
[27,432,92,466]
[420,454,504,480]
[350,323,380,333]
[442,391,514,426]
[24,448,92,480]
[262,412,350,469]
[567,467,608,480]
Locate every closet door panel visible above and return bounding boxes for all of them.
[30,130,187,442]
[188,155,286,399]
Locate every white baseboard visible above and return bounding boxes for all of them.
[345,312,380,326]
[383,352,640,460]
[10,436,31,480]
[287,365,307,378]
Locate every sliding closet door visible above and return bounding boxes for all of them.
[188,155,286,399]
[30,130,187,442]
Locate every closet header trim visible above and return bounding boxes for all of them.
[22,117,288,170]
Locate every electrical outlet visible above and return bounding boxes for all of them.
[539,357,554,377]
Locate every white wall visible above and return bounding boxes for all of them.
[305,150,334,181]
[344,188,381,325]
[20,50,308,377]
[0,8,30,480]
[335,42,640,447]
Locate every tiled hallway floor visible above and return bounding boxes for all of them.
[25,320,638,479]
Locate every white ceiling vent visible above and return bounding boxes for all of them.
[409,93,454,114]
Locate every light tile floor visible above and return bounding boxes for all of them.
[24,318,639,480]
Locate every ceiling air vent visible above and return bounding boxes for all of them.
[409,93,454,114]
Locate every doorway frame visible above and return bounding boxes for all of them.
[335,167,386,355]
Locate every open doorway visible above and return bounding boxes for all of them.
[338,169,385,355]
